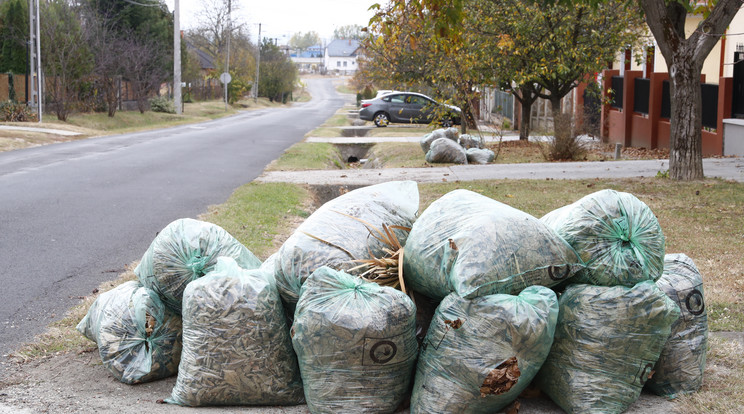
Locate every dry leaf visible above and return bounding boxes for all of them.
[480,356,520,397]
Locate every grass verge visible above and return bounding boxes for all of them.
[264,142,343,171]
[199,182,312,259]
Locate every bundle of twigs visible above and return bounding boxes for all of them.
[302,210,410,294]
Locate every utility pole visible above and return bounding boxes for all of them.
[254,23,261,102]
[224,0,231,111]
[174,0,182,115]
[28,0,42,122]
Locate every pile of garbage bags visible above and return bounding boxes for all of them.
[421,127,495,164]
[77,181,708,413]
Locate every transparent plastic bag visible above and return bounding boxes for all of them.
[404,189,583,300]
[465,148,494,164]
[541,189,665,287]
[535,281,680,413]
[646,253,708,398]
[274,181,418,310]
[76,281,182,384]
[135,218,261,313]
[411,286,558,414]
[167,257,303,406]
[425,138,467,164]
[292,266,418,413]
[420,128,458,153]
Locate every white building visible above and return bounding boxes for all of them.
[324,39,361,75]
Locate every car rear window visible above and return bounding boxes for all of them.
[387,95,405,104]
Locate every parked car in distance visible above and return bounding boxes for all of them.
[359,92,462,127]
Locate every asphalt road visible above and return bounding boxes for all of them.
[0,77,346,360]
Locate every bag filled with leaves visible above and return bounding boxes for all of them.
[535,280,680,413]
[274,181,418,309]
[410,286,559,414]
[420,128,459,153]
[292,266,418,413]
[403,189,583,301]
[425,138,468,164]
[645,253,708,398]
[541,189,665,287]
[167,257,304,406]
[76,280,182,384]
[135,218,261,313]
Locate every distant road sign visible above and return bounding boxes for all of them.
[220,72,232,84]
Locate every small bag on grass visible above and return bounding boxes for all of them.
[167,257,304,406]
[76,281,182,384]
[403,189,583,300]
[274,181,418,309]
[645,253,708,398]
[535,281,680,413]
[292,266,418,413]
[465,148,494,164]
[135,218,261,313]
[541,189,665,287]
[410,286,559,414]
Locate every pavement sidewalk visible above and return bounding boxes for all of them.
[257,157,744,185]
[0,125,82,136]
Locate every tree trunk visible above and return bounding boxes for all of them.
[668,58,704,180]
[513,84,540,141]
[549,96,568,142]
[638,0,744,180]
[519,99,531,140]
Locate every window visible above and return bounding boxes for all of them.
[343,61,348,67]
[337,61,341,67]
[388,95,405,104]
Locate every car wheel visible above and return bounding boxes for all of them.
[441,117,453,128]
[374,112,390,127]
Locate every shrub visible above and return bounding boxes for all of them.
[150,95,176,114]
[0,101,37,122]
[543,113,587,161]
[362,85,375,100]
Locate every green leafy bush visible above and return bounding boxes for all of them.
[0,100,37,122]
[150,95,176,114]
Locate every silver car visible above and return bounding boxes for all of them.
[359,92,462,127]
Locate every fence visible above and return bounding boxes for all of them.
[600,69,733,156]
[1,73,29,103]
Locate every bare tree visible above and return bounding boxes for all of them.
[82,4,126,117]
[120,31,169,113]
[40,0,92,121]
[186,0,245,61]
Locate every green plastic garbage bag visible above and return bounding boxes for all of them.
[535,281,680,413]
[167,257,304,406]
[541,189,665,287]
[410,286,559,414]
[646,253,708,398]
[292,266,418,414]
[403,189,583,300]
[274,181,418,310]
[135,218,261,313]
[76,281,182,384]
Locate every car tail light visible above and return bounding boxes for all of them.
[361,103,372,108]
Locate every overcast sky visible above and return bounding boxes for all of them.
[164,0,377,43]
